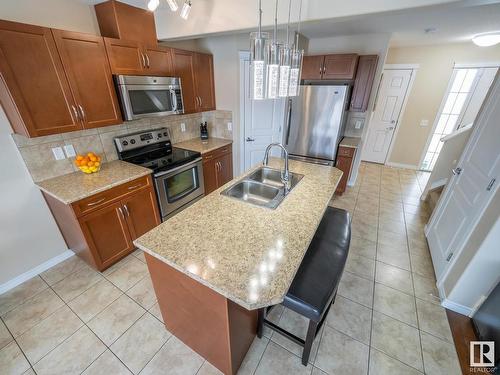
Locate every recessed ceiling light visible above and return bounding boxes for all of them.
[472,32,500,47]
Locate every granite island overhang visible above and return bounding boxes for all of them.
[134,157,342,374]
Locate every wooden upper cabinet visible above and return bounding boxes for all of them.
[172,49,197,113]
[350,55,379,112]
[301,55,325,80]
[322,54,359,80]
[95,0,157,46]
[144,45,174,76]
[194,53,216,111]
[52,30,122,129]
[104,37,145,75]
[0,20,80,137]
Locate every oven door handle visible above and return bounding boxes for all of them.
[154,157,203,178]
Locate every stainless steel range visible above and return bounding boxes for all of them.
[115,128,204,220]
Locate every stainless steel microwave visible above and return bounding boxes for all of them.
[115,75,184,120]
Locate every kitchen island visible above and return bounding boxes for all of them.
[134,158,342,374]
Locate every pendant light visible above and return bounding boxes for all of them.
[180,0,192,19]
[147,0,160,11]
[166,0,179,11]
[288,0,304,97]
[278,0,292,97]
[250,0,269,100]
[266,0,280,99]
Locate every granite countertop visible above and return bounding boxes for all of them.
[340,136,361,149]
[174,137,233,154]
[36,160,152,204]
[134,158,343,310]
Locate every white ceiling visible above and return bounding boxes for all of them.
[298,2,500,46]
[83,0,500,46]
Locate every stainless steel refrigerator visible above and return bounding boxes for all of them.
[283,84,349,165]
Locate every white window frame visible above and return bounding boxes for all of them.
[418,64,496,171]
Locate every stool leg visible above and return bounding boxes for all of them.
[302,320,318,366]
[257,308,265,339]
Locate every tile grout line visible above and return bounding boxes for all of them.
[0,315,37,375]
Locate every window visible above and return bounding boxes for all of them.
[421,67,497,171]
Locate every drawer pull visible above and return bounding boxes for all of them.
[127,184,142,190]
[87,198,106,207]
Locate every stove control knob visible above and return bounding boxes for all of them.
[163,132,168,136]
[130,139,136,145]
[122,140,129,146]
[158,133,162,138]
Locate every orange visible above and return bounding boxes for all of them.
[76,155,83,161]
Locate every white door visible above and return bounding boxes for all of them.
[362,69,413,163]
[426,73,500,280]
[240,55,284,171]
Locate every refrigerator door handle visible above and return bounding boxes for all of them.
[285,98,292,145]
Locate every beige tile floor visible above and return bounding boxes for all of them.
[0,162,461,375]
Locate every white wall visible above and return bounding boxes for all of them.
[0,0,98,287]
[0,0,98,34]
[0,109,68,286]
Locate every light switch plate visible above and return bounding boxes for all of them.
[420,119,429,127]
[63,144,76,158]
[227,122,233,131]
[354,120,363,129]
[51,147,65,160]
[180,123,186,132]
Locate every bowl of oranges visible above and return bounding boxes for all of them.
[75,152,101,174]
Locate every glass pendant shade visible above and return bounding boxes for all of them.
[250,31,269,100]
[147,0,160,11]
[278,45,291,97]
[266,42,280,99]
[166,0,179,11]
[180,1,192,19]
[288,48,303,97]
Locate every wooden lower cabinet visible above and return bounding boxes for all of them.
[202,144,233,195]
[43,175,161,271]
[335,145,357,195]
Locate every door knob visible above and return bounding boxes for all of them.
[452,167,462,175]
[386,126,394,131]
[246,137,255,142]
[391,120,396,124]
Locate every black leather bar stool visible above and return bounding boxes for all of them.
[257,206,351,365]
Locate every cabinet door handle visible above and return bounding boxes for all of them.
[141,53,146,68]
[199,96,203,107]
[71,105,80,121]
[127,184,142,190]
[78,105,85,121]
[118,206,125,219]
[145,53,150,68]
[123,204,130,217]
[87,198,106,207]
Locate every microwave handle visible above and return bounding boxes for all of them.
[170,89,178,112]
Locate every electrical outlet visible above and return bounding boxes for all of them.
[51,147,65,160]
[227,122,233,131]
[180,123,186,132]
[63,144,76,158]
[354,120,363,129]
[420,119,429,127]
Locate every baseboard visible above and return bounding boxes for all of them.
[385,161,419,170]
[0,250,74,295]
[442,298,474,317]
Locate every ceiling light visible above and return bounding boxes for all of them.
[250,0,269,100]
[166,0,178,12]
[472,32,500,47]
[147,0,159,11]
[180,1,192,19]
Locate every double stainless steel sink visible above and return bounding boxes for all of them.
[221,167,303,209]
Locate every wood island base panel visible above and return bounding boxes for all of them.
[145,253,258,375]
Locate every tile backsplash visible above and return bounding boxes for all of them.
[13,110,233,182]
